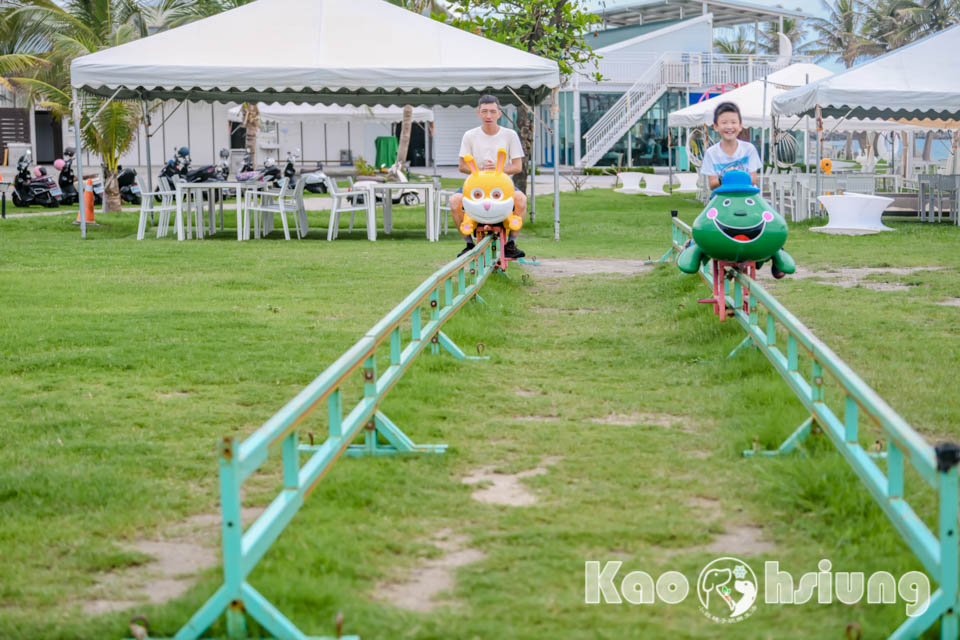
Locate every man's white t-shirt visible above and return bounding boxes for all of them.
[459,126,524,168]
[700,140,761,179]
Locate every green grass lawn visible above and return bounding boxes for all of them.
[1,190,959,639]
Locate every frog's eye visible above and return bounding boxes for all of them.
[745,198,755,206]
[722,199,731,207]
[490,188,504,200]
[470,187,484,200]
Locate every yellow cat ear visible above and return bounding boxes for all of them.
[495,148,507,173]
[464,154,479,176]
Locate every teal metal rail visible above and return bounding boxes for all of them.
[668,215,959,639]
[161,236,497,640]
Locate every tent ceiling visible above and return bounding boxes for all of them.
[226,103,435,123]
[772,24,960,123]
[600,0,806,28]
[70,0,559,107]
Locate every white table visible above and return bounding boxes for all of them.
[175,181,253,241]
[814,192,895,234]
[367,182,436,241]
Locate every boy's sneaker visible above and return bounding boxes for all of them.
[457,242,476,257]
[504,241,525,259]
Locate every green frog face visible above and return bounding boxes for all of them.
[691,186,788,263]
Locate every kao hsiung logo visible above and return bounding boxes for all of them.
[697,557,759,623]
[585,557,930,623]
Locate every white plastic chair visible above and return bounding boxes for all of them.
[138,175,178,240]
[672,173,699,194]
[325,178,375,241]
[613,173,643,194]
[292,176,308,236]
[638,174,669,196]
[243,178,298,240]
[145,177,204,239]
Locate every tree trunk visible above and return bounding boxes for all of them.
[396,105,413,173]
[243,103,260,166]
[514,106,532,195]
[103,167,122,212]
[901,131,909,179]
[844,132,854,160]
[922,131,933,161]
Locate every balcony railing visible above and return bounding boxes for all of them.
[574,52,813,87]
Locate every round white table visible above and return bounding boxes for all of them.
[813,192,895,235]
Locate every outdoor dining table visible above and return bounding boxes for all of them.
[174,180,256,241]
[368,181,436,241]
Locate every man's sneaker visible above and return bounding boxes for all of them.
[457,242,476,257]
[504,241,525,259]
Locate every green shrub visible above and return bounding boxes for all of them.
[583,166,654,176]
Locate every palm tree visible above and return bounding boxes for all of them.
[9,0,147,211]
[861,0,915,51]
[758,17,815,56]
[864,0,960,51]
[807,0,877,68]
[0,6,49,93]
[714,27,756,55]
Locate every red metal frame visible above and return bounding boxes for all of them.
[475,224,512,272]
[698,260,756,321]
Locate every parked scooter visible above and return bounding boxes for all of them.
[302,165,328,193]
[354,162,420,206]
[237,156,281,187]
[283,150,297,186]
[54,147,79,205]
[117,166,141,205]
[11,149,61,208]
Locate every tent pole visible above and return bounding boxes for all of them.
[300,122,304,169]
[530,108,536,223]
[72,88,86,239]
[142,99,154,225]
[211,104,216,165]
[431,122,437,176]
[816,106,822,210]
[952,130,959,175]
[668,126,673,194]
[760,76,767,193]
[552,87,560,241]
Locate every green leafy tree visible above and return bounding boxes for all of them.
[0,5,49,94]
[443,0,602,192]
[6,0,153,211]
[863,0,960,51]
[714,27,756,54]
[807,0,878,68]
[758,17,815,55]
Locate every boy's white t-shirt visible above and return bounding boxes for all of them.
[459,126,524,167]
[700,139,761,178]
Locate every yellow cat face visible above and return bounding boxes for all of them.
[462,148,516,224]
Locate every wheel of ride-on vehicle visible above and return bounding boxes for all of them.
[11,191,24,207]
[401,192,419,206]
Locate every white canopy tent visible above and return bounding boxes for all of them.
[227,103,437,168]
[226,103,435,124]
[668,63,917,133]
[772,24,960,128]
[69,0,562,238]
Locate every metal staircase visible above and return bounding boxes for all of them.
[577,51,802,168]
[579,53,674,169]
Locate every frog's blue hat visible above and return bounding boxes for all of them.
[712,170,759,195]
